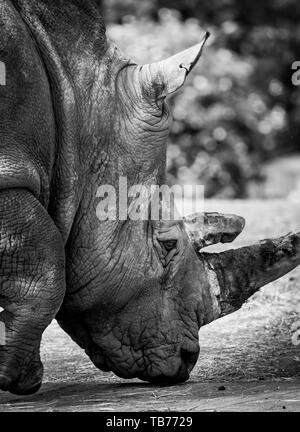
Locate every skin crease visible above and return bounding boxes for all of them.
[0,1,300,394]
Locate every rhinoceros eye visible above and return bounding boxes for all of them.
[162,240,177,251]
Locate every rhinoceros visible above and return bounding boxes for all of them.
[0,0,299,395]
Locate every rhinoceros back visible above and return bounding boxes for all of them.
[2,0,107,241]
[0,0,56,206]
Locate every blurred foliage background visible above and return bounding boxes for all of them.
[100,0,300,198]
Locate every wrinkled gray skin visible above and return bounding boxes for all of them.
[0,0,300,395]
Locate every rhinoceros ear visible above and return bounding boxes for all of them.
[140,31,210,99]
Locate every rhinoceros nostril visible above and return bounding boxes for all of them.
[0,375,11,392]
[181,348,199,374]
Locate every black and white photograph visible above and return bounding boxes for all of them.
[0,0,300,417]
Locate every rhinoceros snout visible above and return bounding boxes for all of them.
[88,339,199,385]
[139,347,199,385]
[148,348,199,384]
[117,345,199,385]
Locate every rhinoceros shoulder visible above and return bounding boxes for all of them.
[0,0,56,205]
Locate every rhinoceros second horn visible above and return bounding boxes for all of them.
[201,232,300,319]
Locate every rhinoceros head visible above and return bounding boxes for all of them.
[57,33,300,385]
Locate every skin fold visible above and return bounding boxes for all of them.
[0,0,299,395]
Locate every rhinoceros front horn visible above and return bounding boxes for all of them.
[200,231,300,320]
[140,31,210,97]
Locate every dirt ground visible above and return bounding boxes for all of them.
[0,199,300,412]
